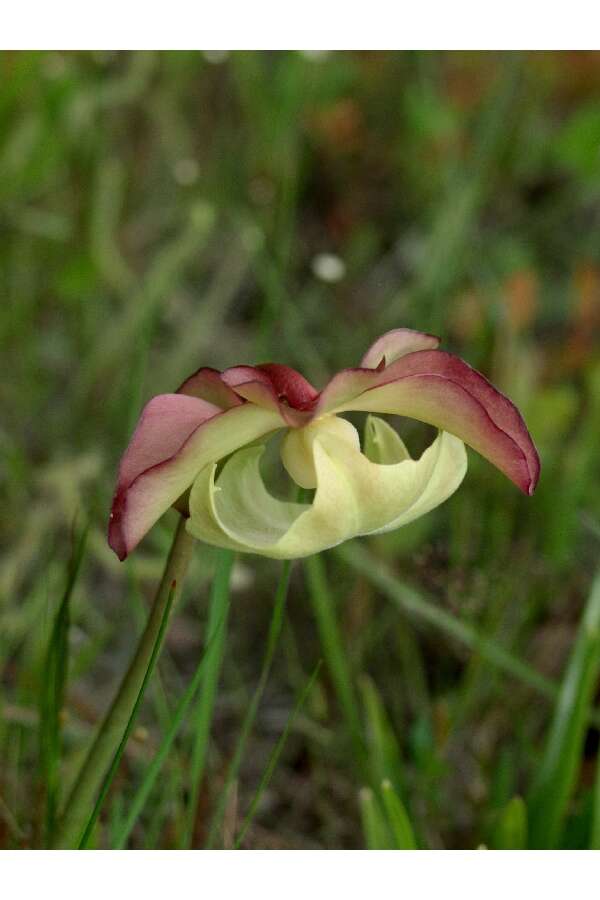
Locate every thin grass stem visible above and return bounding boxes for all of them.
[204,559,293,848]
[112,557,234,849]
[182,550,235,848]
[337,543,600,728]
[304,554,367,769]
[234,661,322,849]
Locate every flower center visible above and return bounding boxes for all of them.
[280,415,360,489]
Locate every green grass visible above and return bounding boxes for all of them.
[38,524,88,845]
[2,50,600,849]
[183,550,235,847]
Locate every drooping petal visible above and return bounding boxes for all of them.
[313,357,423,416]
[318,349,540,495]
[313,331,441,415]
[221,365,275,389]
[313,368,388,417]
[360,328,440,368]
[114,394,222,496]
[187,416,467,559]
[109,401,284,560]
[332,376,537,496]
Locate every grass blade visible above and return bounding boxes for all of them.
[337,543,600,726]
[380,779,418,849]
[183,550,235,847]
[39,524,88,846]
[304,554,366,768]
[204,559,293,848]
[112,551,235,849]
[590,746,600,849]
[359,787,392,850]
[528,568,600,849]
[490,796,527,850]
[234,661,322,849]
[359,674,405,795]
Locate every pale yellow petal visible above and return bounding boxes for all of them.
[366,430,467,534]
[281,415,359,489]
[187,415,468,559]
[363,414,410,464]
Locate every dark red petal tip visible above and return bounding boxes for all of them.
[255,364,319,410]
[380,350,541,494]
[108,491,128,561]
[107,393,223,560]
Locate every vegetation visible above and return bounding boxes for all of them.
[2,50,600,849]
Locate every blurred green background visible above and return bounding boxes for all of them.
[2,50,600,849]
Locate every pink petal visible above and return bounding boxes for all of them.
[231,381,312,428]
[330,350,540,495]
[109,397,283,560]
[314,366,389,416]
[255,364,319,409]
[383,350,540,488]
[109,394,221,560]
[116,394,221,490]
[360,328,440,368]
[178,367,243,409]
[221,365,274,389]
[222,364,317,426]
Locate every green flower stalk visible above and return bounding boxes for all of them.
[52,515,194,849]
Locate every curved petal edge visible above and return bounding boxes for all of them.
[187,417,468,559]
[324,349,540,495]
[109,402,284,560]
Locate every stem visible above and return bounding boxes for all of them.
[78,579,176,848]
[52,515,194,849]
[112,551,234,850]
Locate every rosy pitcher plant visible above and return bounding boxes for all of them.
[109,327,539,560]
[54,327,539,847]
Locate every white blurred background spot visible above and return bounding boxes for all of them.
[311,252,346,283]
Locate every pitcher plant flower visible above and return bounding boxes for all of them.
[108,328,540,561]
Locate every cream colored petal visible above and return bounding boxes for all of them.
[311,419,467,537]
[187,439,361,558]
[365,429,468,535]
[186,454,303,554]
[187,415,468,559]
[363,414,410,464]
[281,415,360,488]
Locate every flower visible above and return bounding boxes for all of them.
[108,328,540,561]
